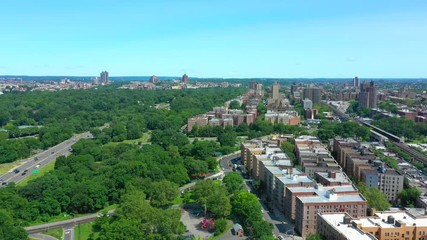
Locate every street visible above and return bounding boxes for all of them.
[243,176,301,239]
[63,226,75,240]
[219,151,241,173]
[0,132,93,187]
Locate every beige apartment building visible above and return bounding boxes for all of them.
[318,211,427,240]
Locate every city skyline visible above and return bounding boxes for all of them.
[1,0,426,78]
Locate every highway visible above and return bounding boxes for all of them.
[28,233,58,240]
[0,132,93,187]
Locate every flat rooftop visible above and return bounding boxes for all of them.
[290,184,365,204]
[276,174,314,186]
[299,193,366,204]
[316,171,351,184]
[319,213,377,240]
[354,211,427,229]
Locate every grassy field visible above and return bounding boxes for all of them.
[42,228,63,239]
[17,160,56,186]
[0,161,22,175]
[105,131,151,146]
[75,222,98,240]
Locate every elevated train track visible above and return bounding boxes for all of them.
[326,103,427,164]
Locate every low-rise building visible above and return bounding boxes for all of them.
[264,110,300,125]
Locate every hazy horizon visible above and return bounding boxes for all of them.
[1,0,426,78]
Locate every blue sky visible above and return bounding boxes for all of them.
[0,0,426,78]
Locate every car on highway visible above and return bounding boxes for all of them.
[13,169,20,174]
[36,164,41,168]
[278,236,285,240]
[34,157,39,161]
[1,182,7,186]
[51,151,54,154]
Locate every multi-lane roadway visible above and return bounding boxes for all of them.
[0,132,92,187]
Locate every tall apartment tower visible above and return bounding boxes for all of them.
[353,76,360,88]
[100,71,109,84]
[272,81,280,100]
[358,80,377,109]
[249,80,258,90]
[182,74,189,83]
[303,87,322,105]
[149,75,158,84]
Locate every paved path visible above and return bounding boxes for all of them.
[28,233,58,240]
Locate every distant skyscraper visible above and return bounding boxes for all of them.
[358,80,377,109]
[353,77,360,88]
[182,74,189,83]
[272,81,280,100]
[100,71,109,84]
[303,87,322,105]
[149,75,158,84]
[249,80,258,90]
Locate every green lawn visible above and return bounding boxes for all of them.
[17,160,56,186]
[105,131,151,146]
[42,228,63,239]
[74,222,98,240]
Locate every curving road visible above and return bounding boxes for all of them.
[0,132,93,187]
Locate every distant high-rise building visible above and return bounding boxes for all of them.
[182,74,189,83]
[358,80,377,109]
[149,75,158,84]
[272,81,280,100]
[100,71,109,84]
[353,76,360,88]
[249,80,258,90]
[303,87,322,105]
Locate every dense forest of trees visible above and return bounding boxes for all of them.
[0,86,246,239]
[0,86,245,164]
[315,120,371,142]
[372,117,427,141]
